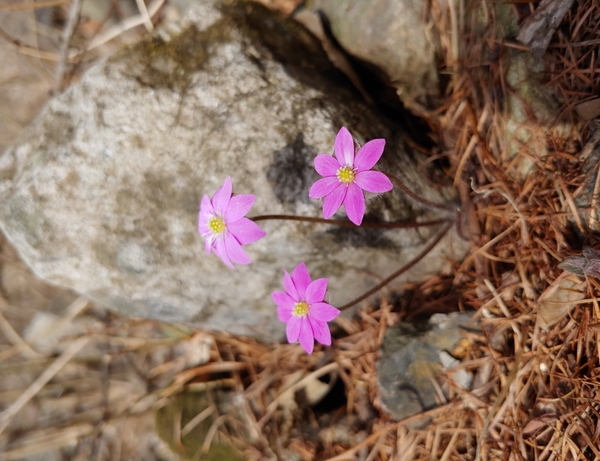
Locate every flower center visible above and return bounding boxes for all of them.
[292,301,310,318]
[336,166,355,183]
[208,216,226,235]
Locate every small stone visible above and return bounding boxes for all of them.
[575,98,600,121]
[376,312,478,423]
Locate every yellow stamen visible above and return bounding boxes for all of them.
[336,165,355,183]
[208,216,226,234]
[292,301,310,318]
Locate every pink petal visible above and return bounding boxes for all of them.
[214,238,234,269]
[310,318,331,346]
[204,238,213,254]
[298,319,315,354]
[334,127,355,166]
[310,302,340,322]
[291,262,311,299]
[272,291,295,322]
[286,316,302,343]
[228,218,266,245]
[198,223,210,237]
[224,194,256,222]
[283,270,300,301]
[322,183,347,218]
[305,278,328,304]
[224,234,251,265]
[278,305,292,323]
[272,290,295,309]
[354,171,393,193]
[211,177,232,212]
[314,154,341,176]
[309,177,341,199]
[198,195,214,228]
[343,183,365,225]
[354,139,386,172]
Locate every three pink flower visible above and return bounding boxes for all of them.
[198,127,393,353]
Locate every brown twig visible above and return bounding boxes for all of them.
[0,337,90,436]
[251,213,449,229]
[338,221,453,310]
[53,0,82,92]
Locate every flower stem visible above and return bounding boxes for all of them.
[337,221,453,311]
[251,214,450,229]
[387,174,456,212]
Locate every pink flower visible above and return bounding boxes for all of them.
[272,262,340,354]
[309,127,393,225]
[198,177,266,269]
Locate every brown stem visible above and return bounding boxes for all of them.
[337,221,453,310]
[251,214,450,229]
[387,174,456,212]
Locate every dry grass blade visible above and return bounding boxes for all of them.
[53,0,82,91]
[259,361,339,427]
[0,306,39,360]
[0,336,90,436]
[30,295,89,342]
[82,0,166,53]
[135,0,154,32]
[324,404,460,461]
[0,0,68,10]
[0,424,94,461]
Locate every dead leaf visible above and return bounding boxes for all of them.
[523,413,558,439]
[576,98,600,121]
[536,272,587,329]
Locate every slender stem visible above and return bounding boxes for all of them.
[54,0,82,92]
[337,221,453,311]
[251,214,450,229]
[387,174,456,212]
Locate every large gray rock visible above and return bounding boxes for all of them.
[0,1,467,341]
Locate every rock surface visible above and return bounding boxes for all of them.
[0,0,467,341]
[376,312,477,423]
[502,51,577,175]
[304,0,439,107]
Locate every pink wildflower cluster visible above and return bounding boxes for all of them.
[198,128,393,353]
